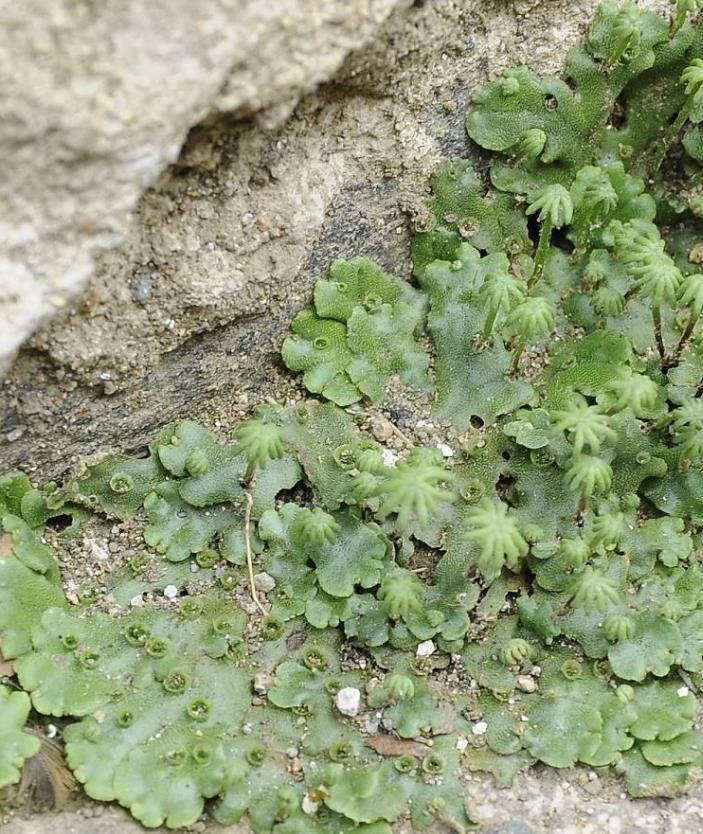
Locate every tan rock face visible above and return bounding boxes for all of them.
[0,0,407,370]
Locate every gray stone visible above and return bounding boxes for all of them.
[335,686,361,717]
[0,0,407,371]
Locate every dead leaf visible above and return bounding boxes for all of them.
[365,734,432,758]
[0,533,13,558]
[0,644,14,677]
[19,731,77,810]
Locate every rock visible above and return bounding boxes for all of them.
[370,417,394,442]
[516,675,538,693]
[382,448,400,468]
[302,793,320,815]
[416,639,436,657]
[0,0,408,370]
[335,686,361,717]
[472,721,488,736]
[253,673,272,696]
[163,584,179,600]
[253,571,276,593]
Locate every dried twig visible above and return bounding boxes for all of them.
[244,489,266,615]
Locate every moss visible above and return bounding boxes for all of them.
[6,2,703,827]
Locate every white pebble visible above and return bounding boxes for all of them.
[416,640,436,657]
[472,721,488,736]
[163,585,179,600]
[456,737,469,750]
[335,687,361,717]
[382,448,399,468]
[302,794,320,815]
[87,539,109,562]
[437,442,453,457]
[678,685,690,697]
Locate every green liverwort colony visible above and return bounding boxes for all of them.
[6,1,703,830]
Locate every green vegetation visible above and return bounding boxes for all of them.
[4,1,703,829]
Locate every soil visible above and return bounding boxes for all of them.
[4,0,703,832]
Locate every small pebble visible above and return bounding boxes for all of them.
[335,687,361,717]
[370,417,393,442]
[163,584,179,600]
[437,442,453,457]
[416,640,436,657]
[678,685,690,697]
[254,572,276,592]
[456,737,469,751]
[253,673,272,696]
[302,794,320,815]
[516,675,537,693]
[382,447,399,467]
[472,721,488,736]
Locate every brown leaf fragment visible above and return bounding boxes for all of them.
[18,731,77,810]
[0,533,13,557]
[365,734,432,758]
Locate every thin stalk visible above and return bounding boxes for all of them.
[511,336,527,374]
[651,101,692,171]
[482,304,499,341]
[577,493,589,518]
[696,377,703,398]
[674,314,697,362]
[244,488,266,615]
[528,218,553,290]
[670,7,688,36]
[652,301,667,362]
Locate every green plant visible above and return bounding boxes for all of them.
[0,685,40,789]
[5,3,703,829]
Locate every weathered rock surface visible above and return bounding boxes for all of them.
[0,0,407,371]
